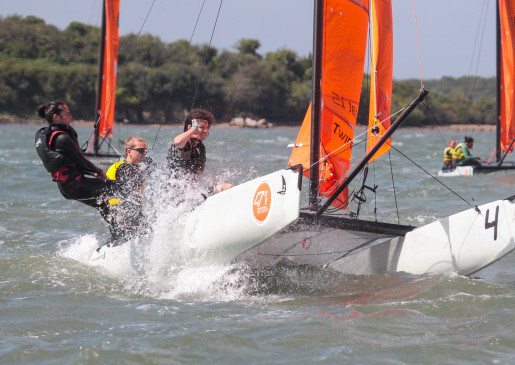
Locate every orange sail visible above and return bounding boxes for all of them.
[288,103,312,176]
[98,0,120,139]
[367,0,393,162]
[499,0,515,152]
[288,0,370,209]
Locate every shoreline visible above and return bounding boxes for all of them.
[0,118,496,131]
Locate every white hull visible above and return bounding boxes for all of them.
[241,197,515,277]
[438,166,474,177]
[88,168,302,276]
[396,198,515,275]
[182,168,301,262]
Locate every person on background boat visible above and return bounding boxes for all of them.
[442,138,456,170]
[35,101,117,220]
[105,136,153,244]
[452,136,481,167]
[166,108,233,197]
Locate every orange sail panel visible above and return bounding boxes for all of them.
[288,0,370,209]
[367,0,393,163]
[288,103,312,178]
[500,0,515,152]
[98,0,120,139]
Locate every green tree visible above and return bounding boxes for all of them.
[236,39,261,57]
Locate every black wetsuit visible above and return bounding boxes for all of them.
[36,124,117,219]
[165,138,215,203]
[109,162,148,240]
[166,138,206,179]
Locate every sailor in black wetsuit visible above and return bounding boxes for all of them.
[166,108,233,197]
[35,101,117,220]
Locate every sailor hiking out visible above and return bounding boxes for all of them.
[35,101,118,221]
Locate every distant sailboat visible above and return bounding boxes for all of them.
[84,0,122,164]
[440,0,515,176]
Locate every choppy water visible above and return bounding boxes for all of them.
[1,123,514,364]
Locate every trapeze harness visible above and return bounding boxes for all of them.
[35,124,115,213]
[35,124,83,183]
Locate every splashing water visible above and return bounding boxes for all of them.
[59,164,251,299]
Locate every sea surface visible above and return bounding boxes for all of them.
[1,123,514,364]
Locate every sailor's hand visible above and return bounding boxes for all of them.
[140,157,154,171]
[213,183,234,194]
[191,119,198,130]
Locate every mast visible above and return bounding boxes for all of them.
[309,0,324,206]
[93,0,107,156]
[496,0,502,163]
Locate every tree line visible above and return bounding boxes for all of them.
[0,15,497,126]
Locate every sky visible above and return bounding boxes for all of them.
[1,0,496,81]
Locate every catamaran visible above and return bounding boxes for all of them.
[238,0,515,277]
[439,0,515,177]
[90,0,515,278]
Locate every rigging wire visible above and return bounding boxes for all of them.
[150,0,209,150]
[387,142,475,209]
[453,0,490,143]
[387,150,400,224]
[189,0,224,111]
[298,106,405,213]
[412,0,424,89]
[470,1,490,77]
[83,0,158,153]
[421,97,478,198]
[433,1,491,150]
[309,2,486,220]
[151,0,225,150]
[371,161,377,220]
[301,107,406,176]
[307,99,478,217]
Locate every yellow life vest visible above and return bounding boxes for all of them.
[106,160,126,180]
[106,160,126,205]
[452,143,466,161]
[443,147,454,162]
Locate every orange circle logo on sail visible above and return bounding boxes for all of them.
[252,182,272,224]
